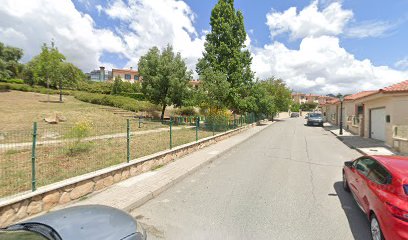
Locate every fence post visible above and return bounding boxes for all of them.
[169,118,173,149]
[196,117,199,142]
[212,122,215,136]
[31,122,37,192]
[138,116,141,128]
[127,119,130,163]
[233,114,236,128]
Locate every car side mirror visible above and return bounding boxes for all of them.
[344,161,354,168]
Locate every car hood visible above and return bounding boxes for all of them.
[308,117,322,121]
[21,205,137,240]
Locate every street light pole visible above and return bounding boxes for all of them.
[339,96,344,135]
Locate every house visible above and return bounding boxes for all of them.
[292,93,334,105]
[321,80,408,153]
[112,68,140,83]
[86,66,111,82]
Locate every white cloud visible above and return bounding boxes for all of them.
[252,35,408,94]
[266,0,353,40]
[252,1,408,94]
[0,0,125,71]
[345,20,396,38]
[395,57,408,70]
[103,0,206,74]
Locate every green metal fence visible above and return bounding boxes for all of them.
[0,113,259,198]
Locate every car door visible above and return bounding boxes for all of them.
[349,157,373,211]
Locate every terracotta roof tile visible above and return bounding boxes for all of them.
[344,90,378,100]
[380,80,408,93]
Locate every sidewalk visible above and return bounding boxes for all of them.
[324,122,396,156]
[65,121,274,212]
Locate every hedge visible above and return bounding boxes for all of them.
[0,78,25,84]
[73,92,159,112]
[0,82,72,95]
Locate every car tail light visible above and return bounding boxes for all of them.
[386,202,408,222]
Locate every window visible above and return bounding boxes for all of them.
[355,158,375,176]
[125,74,131,80]
[367,161,391,185]
[134,75,139,80]
[354,158,391,184]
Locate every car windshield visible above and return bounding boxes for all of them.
[309,113,322,118]
[0,230,49,240]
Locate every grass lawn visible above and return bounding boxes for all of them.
[0,91,164,143]
[0,127,216,198]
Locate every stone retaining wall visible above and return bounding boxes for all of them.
[0,123,258,227]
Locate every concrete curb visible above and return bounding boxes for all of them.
[123,121,276,212]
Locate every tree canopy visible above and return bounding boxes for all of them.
[196,0,254,113]
[0,42,24,80]
[138,45,192,119]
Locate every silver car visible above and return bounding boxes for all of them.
[306,113,324,127]
[0,205,146,240]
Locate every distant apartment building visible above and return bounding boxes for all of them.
[87,67,111,82]
[112,68,140,83]
[292,93,333,104]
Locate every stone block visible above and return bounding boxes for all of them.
[43,191,61,211]
[27,201,43,215]
[69,181,94,200]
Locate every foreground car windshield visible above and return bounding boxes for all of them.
[0,230,49,240]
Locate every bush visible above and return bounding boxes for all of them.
[65,120,93,156]
[174,106,197,116]
[77,81,112,94]
[204,108,230,131]
[0,82,72,95]
[0,84,10,92]
[73,91,159,112]
[0,78,25,84]
[118,92,145,100]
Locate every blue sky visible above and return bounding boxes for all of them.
[0,0,407,94]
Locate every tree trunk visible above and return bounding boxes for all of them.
[161,104,166,121]
[46,77,50,103]
[59,78,62,102]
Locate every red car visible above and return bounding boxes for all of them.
[343,155,408,240]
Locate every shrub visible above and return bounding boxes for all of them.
[0,84,10,92]
[118,92,145,100]
[174,106,197,116]
[0,78,25,84]
[65,120,93,156]
[205,108,230,131]
[73,92,159,112]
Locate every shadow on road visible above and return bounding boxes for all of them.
[333,182,371,240]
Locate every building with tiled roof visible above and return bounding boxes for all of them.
[320,80,408,154]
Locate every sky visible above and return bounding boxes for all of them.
[0,0,407,95]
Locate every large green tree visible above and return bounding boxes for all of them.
[261,77,292,112]
[196,0,254,113]
[0,42,24,80]
[26,41,84,101]
[138,45,192,120]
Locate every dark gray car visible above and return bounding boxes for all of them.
[0,205,146,240]
[306,113,323,127]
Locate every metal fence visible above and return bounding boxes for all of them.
[0,113,259,198]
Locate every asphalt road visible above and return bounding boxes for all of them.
[131,117,371,240]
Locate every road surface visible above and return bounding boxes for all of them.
[131,117,371,240]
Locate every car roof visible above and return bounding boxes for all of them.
[371,155,408,178]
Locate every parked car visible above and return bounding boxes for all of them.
[290,112,300,118]
[0,205,147,240]
[343,155,408,240]
[306,113,323,126]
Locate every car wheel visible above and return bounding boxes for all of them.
[370,214,384,240]
[343,171,350,192]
